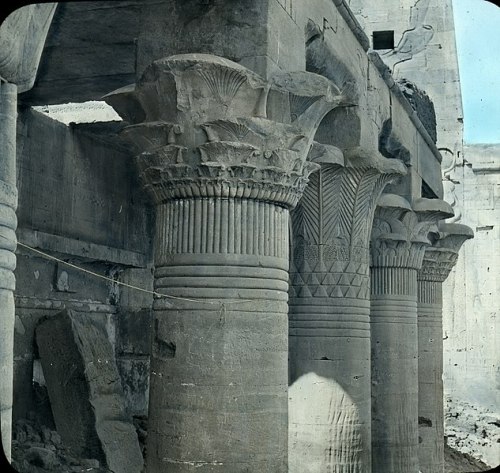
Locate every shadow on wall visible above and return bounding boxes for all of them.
[289,372,362,473]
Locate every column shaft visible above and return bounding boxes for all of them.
[288,165,398,473]
[417,279,444,473]
[370,267,419,472]
[147,198,289,473]
[416,226,475,473]
[0,81,18,461]
[104,53,358,472]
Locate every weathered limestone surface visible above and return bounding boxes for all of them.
[370,194,453,473]
[136,0,305,80]
[349,0,463,156]
[288,150,406,472]
[418,223,473,473]
[0,81,17,461]
[106,53,344,472]
[12,107,154,427]
[0,3,56,92]
[36,309,143,473]
[443,144,499,467]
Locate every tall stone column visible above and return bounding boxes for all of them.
[0,81,18,460]
[105,54,345,472]
[288,147,406,473]
[369,195,453,473]
[417,223,473,473]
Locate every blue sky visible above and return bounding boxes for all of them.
[453,0,500,143]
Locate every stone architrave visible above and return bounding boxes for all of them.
[369,195,453,473]
[105,53,346,473]
[36,310,144,473]
[288,146,406,473]
[0,81,18,460]
[417,223,473,473]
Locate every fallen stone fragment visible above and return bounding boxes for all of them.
[36,309,143,473]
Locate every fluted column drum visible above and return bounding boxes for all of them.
[105,53,346,472]
[417,223,472,473]
[369,196,453,473]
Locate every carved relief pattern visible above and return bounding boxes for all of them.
[290,165,394,300]
[418,279,441,307]
[418,224,473,284]
[105,54,347,210]
[155,198,288,262]
[370,206,431,271]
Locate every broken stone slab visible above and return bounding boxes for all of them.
[35,309,143,473]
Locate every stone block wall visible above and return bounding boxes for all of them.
[13,108,154,423]
[442,144,500,467]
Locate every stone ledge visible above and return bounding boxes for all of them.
[17,228,148,268]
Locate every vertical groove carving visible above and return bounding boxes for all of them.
[371,267,418,296]
[156,199,288,263]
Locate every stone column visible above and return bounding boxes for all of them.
[369,195,452,473]
[417,223,473,473]
[0,81,18,460]
[105,54,345,473]
[288,147,406,473]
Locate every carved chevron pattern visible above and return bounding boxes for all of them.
[292,166,390,262]
[293,171,321,245]
[352,169,380,247]
[321,166,344,244]
[290,166,397,300]
[289,261,370,299]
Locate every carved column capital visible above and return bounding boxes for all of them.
[418,223,474,283]
[371,195,455,269]
[371,195,435,270]
[105,54,351,208]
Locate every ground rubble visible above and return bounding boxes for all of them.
[10,412,146,473]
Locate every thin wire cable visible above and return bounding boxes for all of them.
[0,234,254,306]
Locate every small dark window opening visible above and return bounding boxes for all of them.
[373,30,395,50]
[421,180,438,199]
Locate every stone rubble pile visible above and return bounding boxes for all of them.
[445,397,500,468]
[10,413,109,473]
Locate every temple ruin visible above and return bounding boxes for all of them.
[0,1,496,472]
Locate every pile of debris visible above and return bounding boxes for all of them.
[444,441,492,472]
[10,412,108,473]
